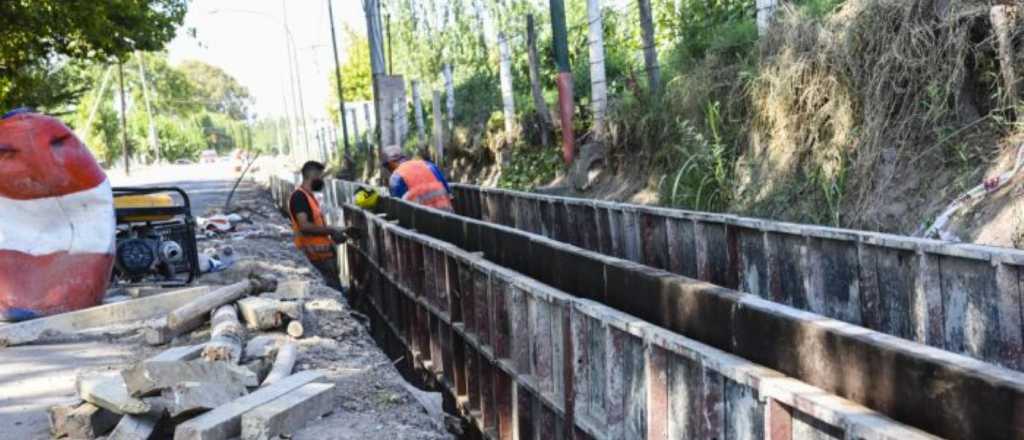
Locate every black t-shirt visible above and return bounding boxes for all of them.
[289,191,314,223]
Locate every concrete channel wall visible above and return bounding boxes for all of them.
[447,184,1024,374]
[268,176,937,440]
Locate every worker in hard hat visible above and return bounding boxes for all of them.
[288,160,359,293]
[381,145,453,211]
[354,187,380,210]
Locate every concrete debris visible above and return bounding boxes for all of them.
[107,413,161,440]
[236,297,301,331]
[52,402,121,439]
[173,371,326,440]
[122,359,258,397]
[243,333,287,359]
[240,382,336,440]
[161,381,249,418]
[76,372,151,415]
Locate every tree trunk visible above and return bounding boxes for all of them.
[587,0,608,138]
[756,0,778,35]
[527,14,552,147]
[498,32,517,136]
[637,0,660,96]
[412,80,426,148]
[433,90,445,165]
[991,5,1020,109]
[444,64,456,139]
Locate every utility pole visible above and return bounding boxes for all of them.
[498,32,516,134]
[385,13,393,75]
[327,0,352,161]
[135,52,160,163]
[527,14,552,147]
[118,61,131,176]
[282,1,310,154]
[638,0,660,96]
[363,0,388,165]
[550,0,575,164]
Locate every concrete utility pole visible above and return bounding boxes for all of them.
[637,0,660,96]
[363,0,388,163]
[587,0,608,137]
[282,1,310,154]
[527,14,552,147]
[498,32,517,134]
[327,0,352,161]
[550,0,576,164]
[412,80,426,147]
[118,61,131,176]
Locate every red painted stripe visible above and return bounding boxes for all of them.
[0,250,113,319]
[0,114,106,200]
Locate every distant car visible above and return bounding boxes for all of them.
[174,158,193,165]
[200,150,218,164]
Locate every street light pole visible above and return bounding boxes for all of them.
[327,0,351,162]
[118,60,131,176]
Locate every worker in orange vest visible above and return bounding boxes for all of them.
[382,145,453,211]
[288,161,358,293]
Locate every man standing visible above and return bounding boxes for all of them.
[382,145,453,211]
[288,161,355,292]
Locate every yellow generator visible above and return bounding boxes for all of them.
[112,187,200,286]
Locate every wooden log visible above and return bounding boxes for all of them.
[202,305,244,363]
[244,333,287,360]
[261,342,298,387]
[167,275,277,332]
[77,372,151,415]
[0,286,209,347]
[286,320,304,338]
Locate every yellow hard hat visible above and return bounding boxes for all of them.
[354,188,379,210]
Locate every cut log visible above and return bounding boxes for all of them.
[261,342,298,387]
[240,382,336,440]
[202,305,244,363]
[0,286,209,347]
[77,372,151,414]
[59,402,122,439]
[161,381,249,417]
[122,359,258,397]
[173,371,326,440]
[166,275,277,332]
[285,320,304,338]
[107,413,162,440]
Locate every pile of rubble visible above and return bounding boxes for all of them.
[51,276,337,440]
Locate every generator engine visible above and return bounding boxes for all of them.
[112,187,200,286]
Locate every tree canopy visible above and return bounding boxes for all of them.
[0,0,188,111]
[179,60,253,120]
[327,26,373,124]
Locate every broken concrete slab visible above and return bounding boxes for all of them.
[240,382,336,440]
[173,370,326,440]
[48,402,79,437]
[76,372,151,415]
[0,286,210,346]
[237,298,302,331]
[122,359,258,397]
[151,344,206,362]
[269,280,309,300]
[107,413,161,440]
[161,381,249,417]
[58,402,122,439]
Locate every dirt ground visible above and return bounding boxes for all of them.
[0,163,453,439]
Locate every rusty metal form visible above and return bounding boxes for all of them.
[448,183,1024,374]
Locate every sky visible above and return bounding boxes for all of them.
[166,0,367,121]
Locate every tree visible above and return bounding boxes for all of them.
[178,60,253,120]
[0,0,188,111]
[327,26,373,124]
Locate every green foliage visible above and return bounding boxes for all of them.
[327,26,373,125]
[178,60,253,120]
[0,0,188,111]
[656,102,736,212]
[498,145,563,191]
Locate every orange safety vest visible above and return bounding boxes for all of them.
[394,160,453,211]
[288,187,335,262]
